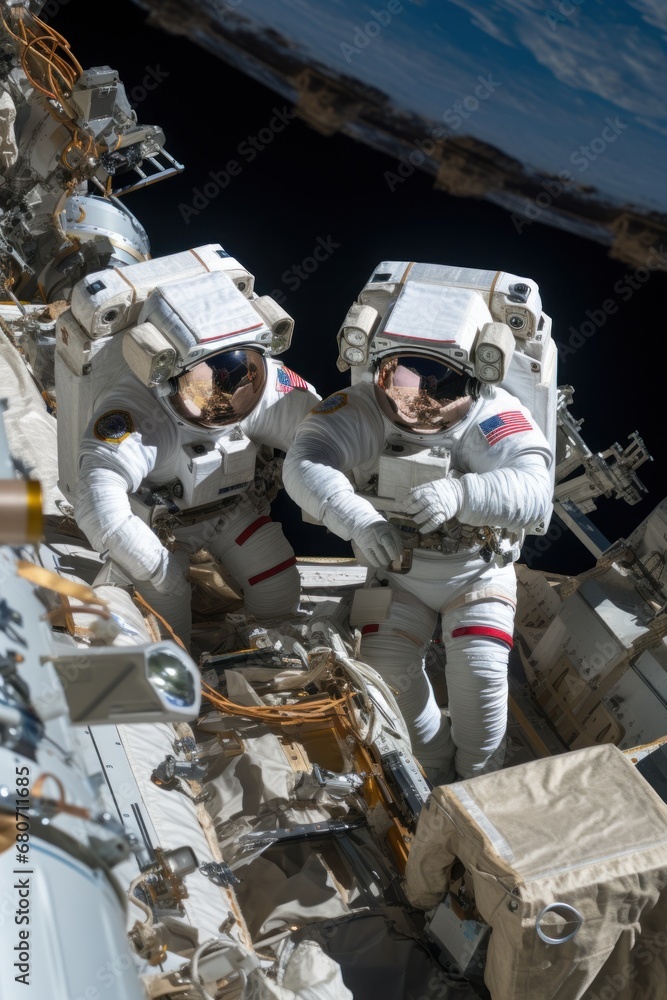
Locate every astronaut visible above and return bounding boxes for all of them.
[72,267,320,649]
[283,263,555,783]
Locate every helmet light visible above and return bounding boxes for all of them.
[473,322,515,384]
[343,346,366,364]
[122,322,177,388]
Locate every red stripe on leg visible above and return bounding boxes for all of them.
[235,516,272,546]
[247,556,297,586]
[451,625,514,649]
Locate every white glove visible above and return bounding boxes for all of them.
[404,479,462,535]
[318,489,404,569]
[353,518,404,569]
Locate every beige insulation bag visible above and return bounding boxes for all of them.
[404,744,667,1000]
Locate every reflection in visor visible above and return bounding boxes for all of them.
[169,349,266,427]
[375,354,473,432]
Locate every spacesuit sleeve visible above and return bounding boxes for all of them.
[75,412,182,589]
[452,408,554,530]
[242,361,321,452]
[282,388,388,542]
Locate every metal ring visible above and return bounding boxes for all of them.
[535,902,583,945]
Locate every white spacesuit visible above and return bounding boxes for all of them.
[72,264,319,649]
[283,264,555,782]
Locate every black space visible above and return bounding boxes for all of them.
[51,1,665,574]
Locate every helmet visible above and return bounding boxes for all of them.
[374,352,474,433]
[339,266,536,399]
[167,347,266,427]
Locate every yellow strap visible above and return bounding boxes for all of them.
[31,772,91,819]
[16,560,108,606]
[133,590,187,651]
[0,814,16,854]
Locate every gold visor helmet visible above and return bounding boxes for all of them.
[374,353,474,433]
[168,348,267,427]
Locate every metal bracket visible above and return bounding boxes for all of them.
[199,861,240,887]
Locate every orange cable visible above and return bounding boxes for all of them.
[201,678,357,725]
[132,591,188,652]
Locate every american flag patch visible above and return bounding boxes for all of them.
[276,366,308,393]
[479,411,533,446]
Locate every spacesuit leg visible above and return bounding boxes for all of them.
[440,585,516,780]
[203,499,301,621]
[358,588,455,783]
